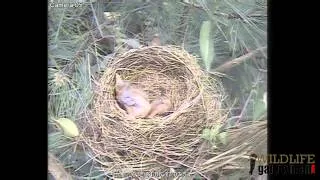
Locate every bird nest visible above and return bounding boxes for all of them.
[81,46,229,178]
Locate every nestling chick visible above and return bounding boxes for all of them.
[147,96,172,118]
[115,74,151,119]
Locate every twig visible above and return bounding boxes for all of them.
[48,152,73,180]
[258,68,267,73]
[180,1,267,19]
[90,2,104,38]
[202,151,248,173]
[236,73,262,125]
[236,90,254,125]
[213,46,267,73]
[54,8,66,43]
[215,12,267,19]
[74,153,98,172]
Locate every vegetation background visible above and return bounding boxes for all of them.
[48,0,267,179]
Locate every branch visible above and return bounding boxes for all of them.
[215,12,267,19]
[180,1,267,19]
[48,152,72,180]
[90,2,104,38]
[213,46,267,73]
[236,89,254,125]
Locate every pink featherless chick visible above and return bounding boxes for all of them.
[115,73,151,119]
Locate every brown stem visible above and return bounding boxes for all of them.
[180,1,267,19]
[48,152,73,180]
[213,46,267,73]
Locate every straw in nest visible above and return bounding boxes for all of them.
[80,45,230,178]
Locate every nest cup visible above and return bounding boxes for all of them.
[82,46,226,177]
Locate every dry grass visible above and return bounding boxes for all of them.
[198,120,267,175]
[78,45,225,178]
[76,45,267,179]
[48,2,267,179]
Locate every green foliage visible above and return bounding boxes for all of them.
[48,5,96,178]
[48,3,95,120]
[48,61,94,120]
[193,174,203,180]
[200,20,215,71]
[201,124,228,146]
[48,132,70,151]
[48,0,267,178]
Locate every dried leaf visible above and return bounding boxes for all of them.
[55,118,79,138]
